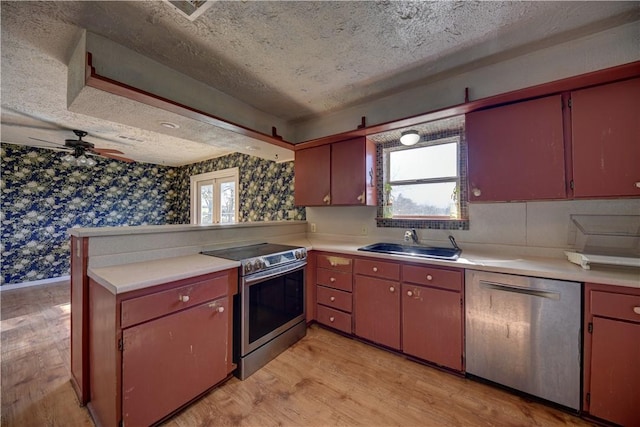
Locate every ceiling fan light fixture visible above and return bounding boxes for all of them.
[85,157,97,167]
[62,153,76,164]
[400,130,420,146]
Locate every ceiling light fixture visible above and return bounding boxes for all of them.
[62,152,97,167]
[400,130,420,146]
[160,121,180,129]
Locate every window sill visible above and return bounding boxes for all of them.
[376,217,469,230]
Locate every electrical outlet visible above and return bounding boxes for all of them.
[310,223,317,233]
[361,225,368,235]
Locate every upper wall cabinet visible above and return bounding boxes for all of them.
[294,136,377,206]
[571,77,640,198]
[466,95,566,202]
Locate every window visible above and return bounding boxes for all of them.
[374,115,468,230]
[386,137,460,218]
[190,168,239,224]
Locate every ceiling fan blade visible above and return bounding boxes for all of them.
[99,152,135,163]
[1,121,66,132]
[28,137,65,146]
[1,107,69,130]
[23,144,70,152]
[89,147,125,155]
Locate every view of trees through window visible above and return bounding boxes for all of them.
[191,168,238,224]
[385,138,460,219]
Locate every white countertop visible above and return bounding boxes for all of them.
[88,239,640,295]
[88,254,240,294]
[309,241,640,289]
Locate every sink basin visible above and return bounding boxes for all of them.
[358,242,461,260]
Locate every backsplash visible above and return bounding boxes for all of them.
[0,143,303,285]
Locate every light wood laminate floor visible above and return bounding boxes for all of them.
[1,281,593,427]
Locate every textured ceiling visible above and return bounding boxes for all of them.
[1,1,638,166]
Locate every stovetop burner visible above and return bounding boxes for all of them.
[202,243,307,276]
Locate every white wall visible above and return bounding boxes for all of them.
[306,199,640,258]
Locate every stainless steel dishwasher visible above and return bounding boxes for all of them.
[465,270,582,411]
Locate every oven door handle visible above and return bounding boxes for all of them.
[243,261,307,286]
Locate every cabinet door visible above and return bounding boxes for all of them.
[466,95,566,201]
[331,137,376,206]
[354,275,400,349]
[589,316,640,427]
[122,297,228,427]
[402,284,462,371]
[294,144,331,206]
[571,78,640,197]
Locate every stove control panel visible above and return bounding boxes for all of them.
[241,248,306,275]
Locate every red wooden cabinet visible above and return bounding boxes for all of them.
[401,265,463,371]
[122,297,228,427]
[466,94,567,202]
[294,137,376,206]
[294,144,331,206]
[315,252,354,334]
[583,283,640,427]
[87,270,236,427]
[353,258,401,350]
[571,77,640,198]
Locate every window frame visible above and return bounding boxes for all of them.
[375,121,469,230]
[190,167,239,225]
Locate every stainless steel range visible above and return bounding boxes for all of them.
[202,243,307,379]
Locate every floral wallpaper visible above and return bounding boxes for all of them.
[169,152,305,224]
[0,143,303,285]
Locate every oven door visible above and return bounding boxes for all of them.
[240,261,306,356]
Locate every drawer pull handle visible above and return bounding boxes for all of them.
[179,295,190,303]
[330,296,336,302]
[426,274,433,281]
[373,267,378,272]
[635,182,640,189]
[634,306,640,315]
[330,262,337,267]
[389,286,395,293]
[329,316,335,323]
[407,290,413,297]
[330,277,336,283]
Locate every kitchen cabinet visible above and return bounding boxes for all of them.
[401,265,463,371]
[87,270,236,427]
[571,77,640,198]
[294,136,376,206]
[315,252,353,334]
[354,258,401,349]
[466,94,566,202]
[583,283,640,427]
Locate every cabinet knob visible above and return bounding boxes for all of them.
[407,290,413,297]
[208,302,224,313]
[179,295,190,302]
[472,188,482,197]
[633,306,640,315]
[635,182,640,189]
[373,267,378,272]
[357,192,365,204]
[323,194,331,204]
[330,277,336,283]
[389,286,395,293]
[330,296,336,302]
[426,274,433,281]
[330,261,337,267]
[329,316,335,323]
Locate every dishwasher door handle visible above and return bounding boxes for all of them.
[479,280,561,300]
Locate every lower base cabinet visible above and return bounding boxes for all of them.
[584,283,640,426]
[88,270,236,427]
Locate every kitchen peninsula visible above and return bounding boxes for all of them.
[70,220,639,427]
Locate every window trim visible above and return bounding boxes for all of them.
[190,167,239,224]
[375,123,469,230]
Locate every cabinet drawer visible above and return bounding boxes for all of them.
[402,265,462,292]
[317,268,352,292]
[317,254,353,272]
[121,275,228,328]
[317,285,352,313]
[591,291,640,323]
[317,304,352,334]
[355,258,400,281]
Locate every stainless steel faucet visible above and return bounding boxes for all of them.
[404,229,419,244]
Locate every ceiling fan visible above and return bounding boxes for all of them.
[29,129,135,166]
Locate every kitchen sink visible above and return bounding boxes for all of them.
[358,242,461,260]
